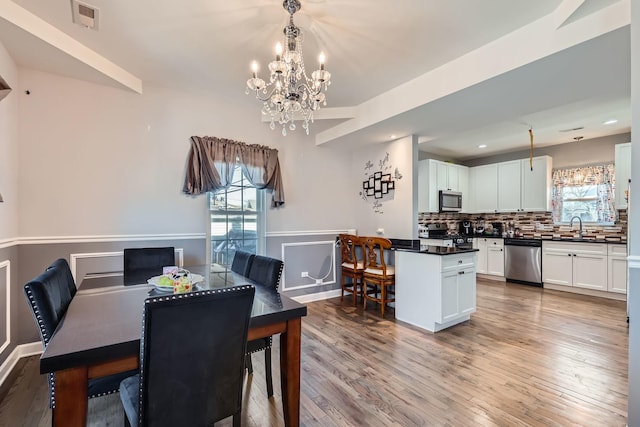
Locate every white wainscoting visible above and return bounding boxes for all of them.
[281,240,337,291]
[70,248,184,282]
[0,260,10,355]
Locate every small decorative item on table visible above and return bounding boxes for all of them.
[173,275,193,294]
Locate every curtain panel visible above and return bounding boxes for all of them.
[551,164,615,223]
[183,136,285,207]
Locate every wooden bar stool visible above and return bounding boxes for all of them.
[362,237,395,317]
[339,234,365,306]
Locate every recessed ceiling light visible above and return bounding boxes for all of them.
[390,135,396,139]
[478,144,487,149]
[603,119,618,125]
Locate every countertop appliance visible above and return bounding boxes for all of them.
[491,222,504,236]
[459,221,472,236]
[439,190,462,212]
[419,223,473,249]
[504,238,542,287]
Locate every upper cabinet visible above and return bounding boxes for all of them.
[418,159,470,213]
[469,164,498,213]
[614,142,631,210]
[469,155,552,213]
[520,156,553,212]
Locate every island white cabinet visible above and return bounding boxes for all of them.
[395,250,477,332]
[614,143,631,209]
[418,159,470,213]
[542,241,608,291]
[473,237,504,277]
[608,244,628,294]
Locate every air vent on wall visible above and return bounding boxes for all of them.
[71,0,99,30]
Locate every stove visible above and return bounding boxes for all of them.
[419,224,474,249]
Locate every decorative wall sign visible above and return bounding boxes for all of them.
[359,152,402,214]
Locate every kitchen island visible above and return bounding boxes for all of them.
[395,246,478,332]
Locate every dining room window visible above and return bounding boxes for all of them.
[551,164,616,225]
[208,164,266,268]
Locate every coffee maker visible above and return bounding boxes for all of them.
[459,221,473,236]
[491,222,504,236]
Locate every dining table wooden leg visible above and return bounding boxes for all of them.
[280,317,301,427]
[53,366,89,427]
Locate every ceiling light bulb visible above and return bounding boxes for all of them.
[251,61,259,76]
[318,52,326,70]
[275,42,283,56]
[603,119,618,125]
[478,144,487,149]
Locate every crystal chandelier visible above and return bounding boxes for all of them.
[245,0,331,136]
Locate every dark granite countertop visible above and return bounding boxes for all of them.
[396,246,479,256]
[472,236,625,244]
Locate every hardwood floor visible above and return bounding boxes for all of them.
[0,279,628,426]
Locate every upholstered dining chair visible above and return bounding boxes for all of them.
[24,262,135,410]
[123,247,175,285]
[362,237,396,317]
[246,255,284,398]
[339,234,365,306]
[231,249,255,276]
[119,285,255,427]
[46,258,77,299]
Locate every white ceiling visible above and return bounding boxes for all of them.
[0,0,631,160]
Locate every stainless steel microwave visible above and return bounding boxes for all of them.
[439,190,462,212]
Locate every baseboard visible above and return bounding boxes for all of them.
[543,283,627,301]
[477,273,506,282]
[0,342,42,388]
[291,289,341,304]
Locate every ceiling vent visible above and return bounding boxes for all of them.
[71,0,99,30]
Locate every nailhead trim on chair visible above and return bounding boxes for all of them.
[137,285,254,426]
[25,287,57,407]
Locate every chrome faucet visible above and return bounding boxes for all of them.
[570,216,583,238]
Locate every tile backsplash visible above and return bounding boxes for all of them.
[418,210,627,242]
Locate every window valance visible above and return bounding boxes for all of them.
[183,136,285,207]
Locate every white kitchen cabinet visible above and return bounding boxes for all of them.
[608,244,628,294]
[520,156,553,211]
[542,241,608,291]
[469,156,552,213]
[470,164,498,213]
[614,143,631,209]
[395,250,477,332]
[418,159,470,213]
[497,160,521,212]
[473,237,504,277]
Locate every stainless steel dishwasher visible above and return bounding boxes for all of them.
[504,238,542,287]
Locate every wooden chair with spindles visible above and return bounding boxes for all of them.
[339,234,365,306]
[362,236,395,317]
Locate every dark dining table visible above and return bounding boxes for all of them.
[40,265,307,427]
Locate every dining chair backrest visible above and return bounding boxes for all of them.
[362,237,393,277]
[339,234,364,269]
[123,247,175,285]
[231,250,255,277]
[24,265,74,347]
[24,262,75,409]
[248,255,284,291]
[46,258,77,299]
[135,286,255,426]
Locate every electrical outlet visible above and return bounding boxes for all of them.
[315,279,322,285]
[301,271,308,278]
